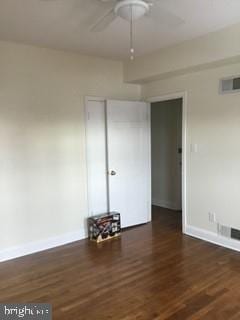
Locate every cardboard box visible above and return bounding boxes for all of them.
[88,212,121,243]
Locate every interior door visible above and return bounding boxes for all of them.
[106,100,151,228]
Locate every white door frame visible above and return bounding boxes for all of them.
[85,94,186,231]
[146,91,187,234]
[85,96,106,218]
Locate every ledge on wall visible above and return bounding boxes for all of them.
[124,22,240,84]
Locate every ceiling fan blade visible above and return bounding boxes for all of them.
[91,8,116,32]
[147,1,185,27]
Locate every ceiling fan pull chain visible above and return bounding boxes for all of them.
[130,4,134,60]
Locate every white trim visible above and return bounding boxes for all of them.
[152,199,181,211]
[147,102,152,222]
[85,96,106,103]
[84,96,106,218]
[0,228,87,262]
[185,225,240,252]
[147,91,188,234]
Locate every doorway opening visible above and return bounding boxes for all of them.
[150,98,183,230]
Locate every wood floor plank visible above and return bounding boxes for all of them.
[0,206,240,319]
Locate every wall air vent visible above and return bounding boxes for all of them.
[220,76,240,94]
[231,228,240,241]
[217,223,240,241]
[217,224,231,238]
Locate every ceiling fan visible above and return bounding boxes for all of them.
[92,0,184,59]
[41,0,184,59]
[91,0,183,31]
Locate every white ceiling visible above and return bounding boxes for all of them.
[1,0,240,59]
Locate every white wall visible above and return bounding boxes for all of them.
[0,41,140,256]
[143,62,240,234]
[2,35,240,257]
[124,22,240,83]
[151,99,182,210]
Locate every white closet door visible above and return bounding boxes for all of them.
[106,100,151,228]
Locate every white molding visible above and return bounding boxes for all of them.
[147,102,152,222]
[147,91,188,234]
[85,96,106,218]
[186,225,240,252]
[85,96,106,103]
[0,228,87,263]
[152,199,181,211]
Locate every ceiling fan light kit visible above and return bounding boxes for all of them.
[114,0,150,61]
[42,0,185,60]
[94,0,183,60]
[114,0,150,21]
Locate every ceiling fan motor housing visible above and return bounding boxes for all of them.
[114,0,150,21]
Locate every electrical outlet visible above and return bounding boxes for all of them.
[208,212,216,223]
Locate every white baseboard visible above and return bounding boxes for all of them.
[152,198,181,211]
[2,224,239,263]
[185,225,240,252]
[0,228,87,263]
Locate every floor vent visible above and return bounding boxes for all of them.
[218,224,240,241]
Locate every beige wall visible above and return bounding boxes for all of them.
[2,35,240,255]
[0,41,140,252]
[124,22,240,83]
[151,99,182,210]
[143,62,240,232]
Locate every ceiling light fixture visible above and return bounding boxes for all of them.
[114,0,150,60]
[114,0,149,21]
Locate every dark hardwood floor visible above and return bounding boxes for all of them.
[1,206,240,319]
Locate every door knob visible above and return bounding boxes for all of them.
[110,170,117,176]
